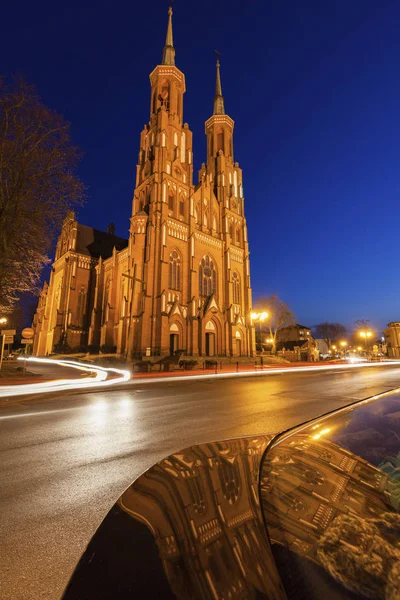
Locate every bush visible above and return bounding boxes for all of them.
[179,359,198,370]
[134,360,152,373]
[100,344,117,354]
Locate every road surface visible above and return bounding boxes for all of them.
[1,363,400,599]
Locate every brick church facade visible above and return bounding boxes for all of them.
[33,8,255,359]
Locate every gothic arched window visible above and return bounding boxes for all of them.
[232,272,240,305]
[179,196,185,216]
[77,286,87,327]
[168,190,174,211]
[103,277,110,324]
[169,250,181,290]
[216,127,224,153]
[159,80,170,110]
[236,228,241,244]
[199,255,217,297]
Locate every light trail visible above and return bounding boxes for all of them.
[132,359,400,384]
[1,357,400,399]
[0,356,131,398]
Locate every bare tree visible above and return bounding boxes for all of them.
[254,294,295,354]
[315,322,347,346]
[0,77,85,314]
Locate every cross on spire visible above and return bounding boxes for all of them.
[162,4,175,65]
[214,51,225,115]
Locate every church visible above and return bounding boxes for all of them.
[33,8,255,359]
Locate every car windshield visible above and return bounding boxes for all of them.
[259,391,400,600]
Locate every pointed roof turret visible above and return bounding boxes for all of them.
[162,6,175,66]
[213,58,225,115]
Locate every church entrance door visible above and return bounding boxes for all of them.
[205,332,215,356]
[236,339,242,356]
[170,333,179,355]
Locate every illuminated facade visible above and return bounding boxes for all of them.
[33,7,255,358]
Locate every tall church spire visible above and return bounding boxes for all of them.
[162,6,175,66]
[213,58,225,115]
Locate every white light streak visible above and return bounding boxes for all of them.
[0,356,130,398]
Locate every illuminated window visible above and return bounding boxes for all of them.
[179,198,184,216]
[169,251,181,290]
[236,228,240,244]
[232,272,240,304]
[199,255,217,297]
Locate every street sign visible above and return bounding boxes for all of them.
[4,335,14,344]
[1,329,16,336]
[21,339,33,344]
[21,327,34,339]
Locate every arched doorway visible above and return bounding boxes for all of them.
[169,323,180,355]
[235,330,242,357]
[205,320,216,356]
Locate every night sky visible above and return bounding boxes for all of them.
[1,0,399,333]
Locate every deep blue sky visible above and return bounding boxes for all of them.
[2,0,399,332]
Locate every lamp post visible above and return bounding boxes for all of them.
[251,311,269,353]
[340,340,348,359]
[0,316,8,371]
[359,330,372,357]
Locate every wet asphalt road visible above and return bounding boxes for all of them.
[1,364,400,599]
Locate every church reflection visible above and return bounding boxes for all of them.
[119,431,400,600]
[119,436,285,599]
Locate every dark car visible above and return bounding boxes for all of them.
[62,390,400,599]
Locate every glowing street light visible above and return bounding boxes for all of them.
[359,330,373,354]
[0,316,8,370]
[340,340,348,358]
[251,311,269,352]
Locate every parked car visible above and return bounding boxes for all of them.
[62,390,400,599]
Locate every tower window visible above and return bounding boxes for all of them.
[216,127,224,153]
[179,198,184,216]
[236,228,241,244]
[159,81,170,110]
[169,251,181,290]
[168,190,174,210]
[232,272,240,305]
[199,255,217,297]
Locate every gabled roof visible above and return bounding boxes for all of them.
[76,224,128,259]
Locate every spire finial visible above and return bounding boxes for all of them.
[162,5,175,65]
[214,50,225,115]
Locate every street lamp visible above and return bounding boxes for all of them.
[251,311,269,352]
[0,316,8,371]
[340,340,347,358]
[359,330,372,354]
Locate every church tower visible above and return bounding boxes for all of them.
[125,7,254,358]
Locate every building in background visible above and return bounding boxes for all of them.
[33,8,254,359]
[383,322,400,358]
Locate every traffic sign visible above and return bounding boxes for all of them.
[4,335,14,344]
[1,329,16,336]
[21,339,33,344]
[21,328,34,339]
